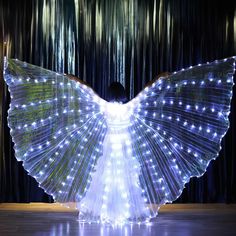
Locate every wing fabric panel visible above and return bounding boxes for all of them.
[4,59,107,202]
[128,58,235,206]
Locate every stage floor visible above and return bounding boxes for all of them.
[0,203,236,236]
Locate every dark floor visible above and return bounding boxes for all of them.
[0,204,236,236]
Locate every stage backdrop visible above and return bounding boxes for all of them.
[0,0,236,203]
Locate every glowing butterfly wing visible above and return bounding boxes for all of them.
[127,57,235,209]
[4,58,107,203]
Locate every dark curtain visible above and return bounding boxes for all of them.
[0,0,236,203]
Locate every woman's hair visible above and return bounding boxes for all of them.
[106,82,128,103]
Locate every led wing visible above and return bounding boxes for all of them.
[4,59,107,203]
[127,57,235,211]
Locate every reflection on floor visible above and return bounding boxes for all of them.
[0,203,235,236]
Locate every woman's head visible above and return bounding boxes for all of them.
[106,82,128,103]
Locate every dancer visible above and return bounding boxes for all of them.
[4,57,235,224]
